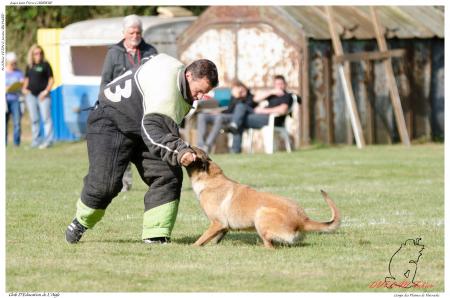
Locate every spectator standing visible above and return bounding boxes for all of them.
[5,52,24,147]
[100,14,158,191]
[22,44,54,149]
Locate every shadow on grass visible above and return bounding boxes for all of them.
[172,235,198,245]
[173,232,311,248]
[87,239,143,244]
[84,232,334,247]
[172,232,260,246]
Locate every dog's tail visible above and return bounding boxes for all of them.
[302,190,341,233]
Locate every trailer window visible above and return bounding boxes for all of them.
[71,45,109,76]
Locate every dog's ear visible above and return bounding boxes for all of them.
[191,146,209,158]
[200,149,212,162]
[189,146,212,171]
[200,154,209,171]
[204,153,212,162]
[201,159,209,171]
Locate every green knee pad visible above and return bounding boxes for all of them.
[142,200,179,239]
[76,199,106,229]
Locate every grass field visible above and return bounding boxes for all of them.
[5,142,444,292]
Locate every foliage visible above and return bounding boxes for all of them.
[5,6,207,70]
[5,142,444,291]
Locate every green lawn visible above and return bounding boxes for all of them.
[5,142,444,292]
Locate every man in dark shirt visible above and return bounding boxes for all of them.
[226,75,292,153]
[100,14,158,89]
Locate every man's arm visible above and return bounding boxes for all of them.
[141,113,195,167]
[254,103,289,115]
[100,51,115,90]
[253,88,285,102]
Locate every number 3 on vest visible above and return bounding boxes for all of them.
[104,79,132,102]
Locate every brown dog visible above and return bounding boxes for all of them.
[186,147,341,249]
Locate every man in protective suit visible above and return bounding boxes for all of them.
[65,53,218,244]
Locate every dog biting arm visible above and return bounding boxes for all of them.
[141,113,194,166]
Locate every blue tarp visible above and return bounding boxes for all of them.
[51,84,99,141]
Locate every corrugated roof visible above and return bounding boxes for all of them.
[282,6,444,40]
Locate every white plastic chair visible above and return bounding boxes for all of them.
[248,94,299,154]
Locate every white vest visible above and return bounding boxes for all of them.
[136,54,191,125]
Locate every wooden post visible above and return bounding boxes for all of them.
[333,49,406,63]
[370,7,411,146]
[365,60,375,144]
[326,6,365,148]
[324,55,334,144]
[301,39,310,147]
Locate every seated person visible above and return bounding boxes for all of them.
[225,75,292,153]
[197,80,255,153]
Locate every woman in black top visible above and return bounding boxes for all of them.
[22,44,54,148]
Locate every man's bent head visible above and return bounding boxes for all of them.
[185,59,219,101]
